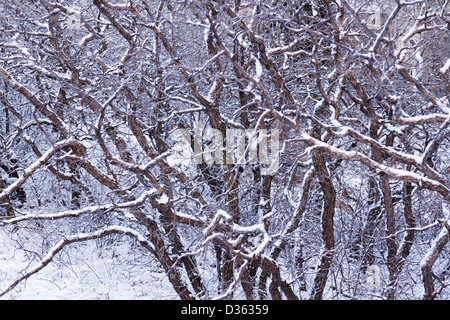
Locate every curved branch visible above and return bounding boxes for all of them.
[0,138,85,203]
[0,226,156,298]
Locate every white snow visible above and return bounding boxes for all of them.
[156,193,169,204]
[206,80,219,103]
[232,223,264,235]
[203,210,232,238]
[440,58,450,75]
[0,139,77,201]
[420,226,449,270]
[0,225,176,300]
[216,209,231,221]
[254,57,262,83]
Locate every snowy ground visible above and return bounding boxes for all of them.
[0,222,178,300]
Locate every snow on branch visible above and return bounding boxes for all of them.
[397,113,450,125]
[369,2,402,53]
[0,138,84,203]
[203,209,232,238]
[298,132,450,197]
[440,58,450,75]
[267,39,300,56]
[420,222,450,299]
[1,189,159,224]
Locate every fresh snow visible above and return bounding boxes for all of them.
[156,193,169,204]
[441,58,450,75]
[0,225,177,300]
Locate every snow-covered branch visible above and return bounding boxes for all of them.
[299,131,450,197]
[1,189,159,224]
[0,138,84,203]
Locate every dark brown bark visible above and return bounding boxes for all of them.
[422,225,450,300]
[369,120,398,299]
[154,199,207,298]
[399,174,415,262]
[0,178,14,217]
[361,176,381,268]
[130,206,195,300]
[310,128,336,300]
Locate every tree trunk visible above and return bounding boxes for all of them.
[0,178,14,217]
[421,224,450,300]
[310,129,336,300]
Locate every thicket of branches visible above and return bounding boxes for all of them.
[1,0,449,300]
